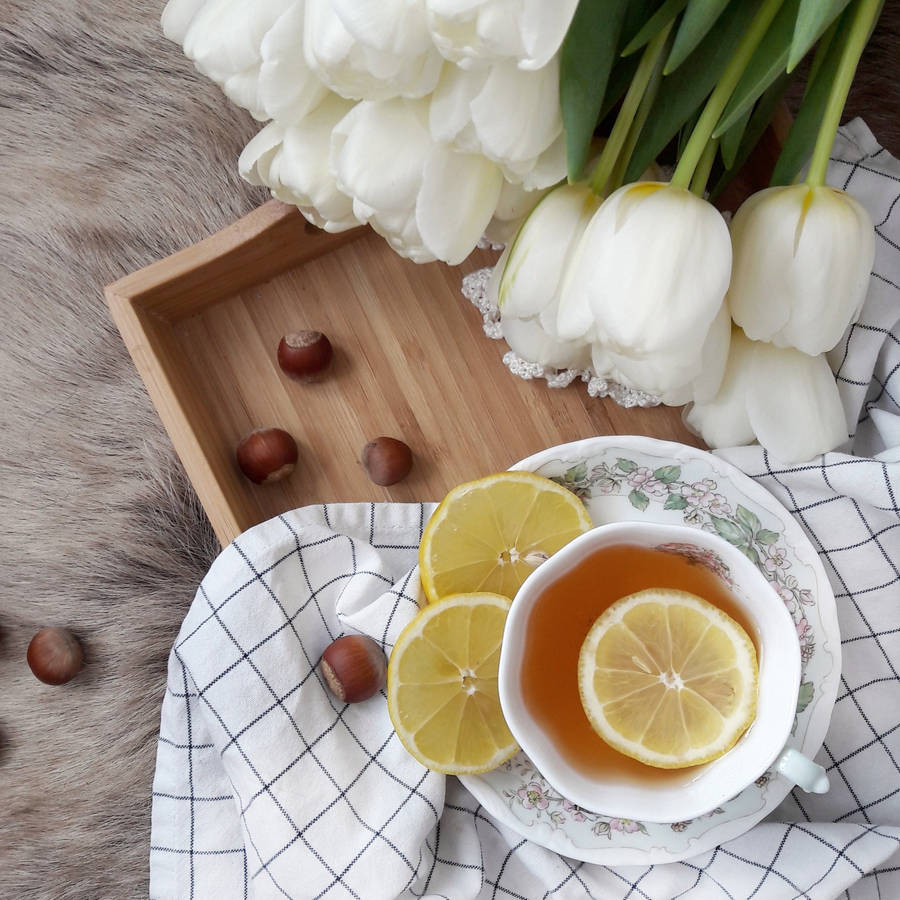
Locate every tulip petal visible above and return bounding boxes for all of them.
[331,99,431,212]
[470,59,562,165]
[259,2,329,123]
[515,130,567,190]
[609,302,731,405]
[744,344,847,463]
[728,185,875,355]
[417,149,503,265]
[239,121,286,187]
[429,64,487,145]
[483,181,549,245]
[306,0,442,99]
[184,0,289,85]
[563,184,731,354]
[683,330,757,449]
[501,184,600,320]
[162,0,207,44]
[332,0,433,55]
[501,314,591,369]
[518,0,579,69]
[684,302,733,407]
[277,99,358,230]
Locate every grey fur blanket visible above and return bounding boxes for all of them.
[0,3,897,897]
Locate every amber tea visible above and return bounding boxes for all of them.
[519,542,760,786]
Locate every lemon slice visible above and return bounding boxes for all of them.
[578,589,758,769]
[419,471,592,604]
[387,592,518,775]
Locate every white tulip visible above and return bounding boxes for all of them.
[429,59,566,188]
[482,179,551,246]
[491,183,601,369]
[728,184,875,355]
[239,95,359,232]
[175,0,303,121]
[304,0,443,101]
[258,2,329,123]
[684,328,848,463]
[161,0,206,44]
[557,182,732,398]
[425,0,579,71]
[330,98,503,263]
[593,303,732,405]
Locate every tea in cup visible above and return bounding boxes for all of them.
[498,521,828,823]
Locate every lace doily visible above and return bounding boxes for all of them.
[461,267,662,409]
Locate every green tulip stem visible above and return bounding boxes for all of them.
[670,0,787,190]
[588,21,675,197]
[607,27,672,193]
[690,138,720,197]
[806,0,883,188]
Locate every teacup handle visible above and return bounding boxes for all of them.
[775,748,830,793]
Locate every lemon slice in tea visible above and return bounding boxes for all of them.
[387,592,518,775]
[578,589,758,769]
[418,471,592,604]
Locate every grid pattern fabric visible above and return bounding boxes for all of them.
[151,119,900,898]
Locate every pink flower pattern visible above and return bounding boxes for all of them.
[626,467,668,497]
[516,782,550,810]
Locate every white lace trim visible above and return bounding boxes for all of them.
[461,267,662,409]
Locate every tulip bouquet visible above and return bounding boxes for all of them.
[163,0,883,463]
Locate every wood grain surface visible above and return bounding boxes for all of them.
[106,201,702,546]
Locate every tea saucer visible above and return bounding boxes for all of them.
[457,436,841,866]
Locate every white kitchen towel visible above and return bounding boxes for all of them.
[150,119,900,899]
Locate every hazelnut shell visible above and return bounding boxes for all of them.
[277,331,333,382]
[321,635,387,703]
[236,428,298,484]
[361,437,413,486]
[27,627,84,685]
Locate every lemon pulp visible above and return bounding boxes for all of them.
[387,592,518,775]
[418,471,592,604]
[578,588,758,769]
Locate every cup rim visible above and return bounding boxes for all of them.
[498,521,801,823]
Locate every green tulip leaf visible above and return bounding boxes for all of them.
[622,0,687,56]
[713,0,802,139]
[560,0,630,182]
[622,0,669,45]
[599,55,642,122]
[710,71,791,199]
[596,1,665,122]
[624,0,764,183]
[665,0,731,74]
[771,8,852,185]
[788,0,853,72]
[719,102,754,169]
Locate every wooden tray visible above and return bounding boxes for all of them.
[105,201,707,546]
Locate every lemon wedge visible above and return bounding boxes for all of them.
[418,471,592,604]
[578,589,758,769]
[387,592,518,775]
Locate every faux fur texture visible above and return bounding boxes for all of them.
[0,4,898,898]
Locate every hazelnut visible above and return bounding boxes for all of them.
[321,635,387,703]
[277,331,333,382]
[236,427,298,484]
[27,627,84,685]
[362,437,413,486]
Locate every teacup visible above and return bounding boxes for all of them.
[498,520,829,823]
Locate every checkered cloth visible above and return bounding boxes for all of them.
[150,119,900,899]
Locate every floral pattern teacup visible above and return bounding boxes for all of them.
[498,520,828,824]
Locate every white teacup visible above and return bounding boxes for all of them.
[498,521,829,823]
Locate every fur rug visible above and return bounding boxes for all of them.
[0,4,897,898]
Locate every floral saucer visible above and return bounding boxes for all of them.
[457,435,841,866]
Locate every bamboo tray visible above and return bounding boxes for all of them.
[104,201,709,546]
